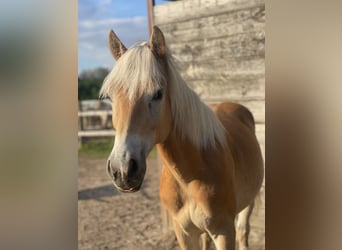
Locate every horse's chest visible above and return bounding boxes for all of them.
[174,201,211,234]
[159,170,212,232]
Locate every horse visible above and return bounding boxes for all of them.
[101,26,264,250]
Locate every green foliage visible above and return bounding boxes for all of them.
[78,67,110,100]
[79,137,158,159]
[79,137,114,157]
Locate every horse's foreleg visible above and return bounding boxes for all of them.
[172,219,201,250]
[208,219,236,250]
[201,232,211,250]
[236,201,255,250]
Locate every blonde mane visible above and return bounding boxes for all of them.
[100,43,226,149]
[100,42,164,100]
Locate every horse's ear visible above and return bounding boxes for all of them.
[149,26,166,57]
[108,29,127,61]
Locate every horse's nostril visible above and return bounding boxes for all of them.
[113,170,119,179]
[107,160,111,174]
[108,160,119,180]
[127,159,138,178]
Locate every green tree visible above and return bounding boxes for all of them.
[78,67,110,100]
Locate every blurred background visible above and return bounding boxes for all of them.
[0,0,77,249]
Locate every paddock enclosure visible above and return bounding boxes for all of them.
[79,0,265,249]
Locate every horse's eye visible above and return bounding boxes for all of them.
[152,89,163,101]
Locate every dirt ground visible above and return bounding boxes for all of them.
[78,156,265,250]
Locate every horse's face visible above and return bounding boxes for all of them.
[108,85,171,192]
[105,27,171,192]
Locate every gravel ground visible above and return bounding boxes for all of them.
[78,156,264,250]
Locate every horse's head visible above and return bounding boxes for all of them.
[101,27,172,192]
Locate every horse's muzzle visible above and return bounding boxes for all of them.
[107,159,146,192]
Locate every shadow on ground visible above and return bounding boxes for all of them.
[78,184,119,201]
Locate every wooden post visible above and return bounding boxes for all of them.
[147,0,174,236]
[147,0,155,35]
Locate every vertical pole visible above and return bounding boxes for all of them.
[147,0,172,235]
[78,101,84,147]
[147,0,155,35]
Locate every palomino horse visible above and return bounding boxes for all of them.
[101,26,264,250]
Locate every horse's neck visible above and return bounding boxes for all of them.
[157,130,219,184]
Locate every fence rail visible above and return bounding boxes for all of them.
[78,110,112,117]
[78,130,115,137]
[78,109,114,143]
